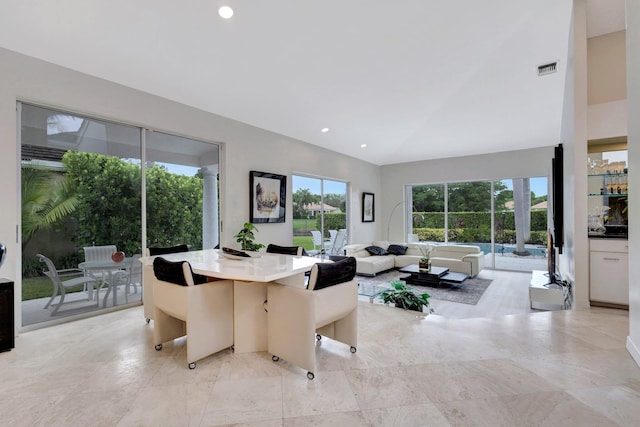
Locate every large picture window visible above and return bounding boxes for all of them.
[409,177,548,271]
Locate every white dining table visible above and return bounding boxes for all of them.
[140,249,327,353]
[78,257,132,308]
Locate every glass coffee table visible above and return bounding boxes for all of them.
[357,283,390,303]
[398,264,469,287]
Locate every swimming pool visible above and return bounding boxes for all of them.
[457,242,547,257]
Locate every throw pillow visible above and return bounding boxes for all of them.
[365,245,388,256]
[387,244,408,255]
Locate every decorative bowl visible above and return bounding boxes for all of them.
[111,251,125,263]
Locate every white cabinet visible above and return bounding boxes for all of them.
[589,239,628,307]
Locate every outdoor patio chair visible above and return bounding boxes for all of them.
[112,254,142,303]
[308,230,324,256]
[37,254,98,315]
[83,245,118,299]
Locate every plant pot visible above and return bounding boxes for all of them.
[419,261,430,271]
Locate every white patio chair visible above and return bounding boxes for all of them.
[329,229,348,255]
[37,254,98,315]
[112,254,142,303]
[83,245,118,300]
[308,230,324,256]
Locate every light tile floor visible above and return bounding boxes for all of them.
[2,299,639,426]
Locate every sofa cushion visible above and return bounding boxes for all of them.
[365,245,388,256]
[354,255,396,276]
[387,244,408,255]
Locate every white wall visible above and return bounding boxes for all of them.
[380,146,553,242]
[564,0,589,309]
[626,0,640,366]
[0,48,381,330]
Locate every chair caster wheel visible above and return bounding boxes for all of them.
[188,362,196,370]
[350,346,357,353]
[145,318,150,324]
[316,334,322,341]
[154,344,162,351]
[272,355,279,362]
[307,372,315,380]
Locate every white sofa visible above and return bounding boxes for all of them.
[342,241,484,277]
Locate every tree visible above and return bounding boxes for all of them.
[63,151,204,255]
[292,188,319,219]
[323,193,346,212]
[21,162,78,251]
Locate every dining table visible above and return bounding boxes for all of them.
[78,257,132,308]
[139,249,328,353]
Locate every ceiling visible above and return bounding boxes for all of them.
[0,0,626,166]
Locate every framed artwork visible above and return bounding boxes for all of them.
[250,171,286,223]
[362,192,374,222]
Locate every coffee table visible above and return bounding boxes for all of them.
[398,264,469,287]
[357,283,390,303]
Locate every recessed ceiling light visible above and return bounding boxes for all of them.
[321,128,330,133]
[360,144,367,148]
[218,6,234,19]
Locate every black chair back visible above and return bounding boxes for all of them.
[153,257,208,286]
[149,244,189,256]
[266,244,304,256]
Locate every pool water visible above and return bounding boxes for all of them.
[457,242,547,257]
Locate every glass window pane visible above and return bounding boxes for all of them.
[292,176,348,256]
[411,184,445,243]
[145,131,219,251]
[21,103,142,326]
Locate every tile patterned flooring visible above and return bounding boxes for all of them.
[2,293,639,425]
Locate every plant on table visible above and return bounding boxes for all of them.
[418,244,431,270]
[379,280,434,313]
[234,222,265,252]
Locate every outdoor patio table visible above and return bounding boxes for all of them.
[78,258,131,308]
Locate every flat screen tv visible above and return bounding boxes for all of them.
[552,144,564,254]
[547,229,556,283]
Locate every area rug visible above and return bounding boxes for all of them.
[358,270,492,305]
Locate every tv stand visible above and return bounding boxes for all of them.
[529,270,567,310]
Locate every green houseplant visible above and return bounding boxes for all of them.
[380,280,434,313]
[234,222,265,251]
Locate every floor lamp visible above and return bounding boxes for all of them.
[386,201,424,241]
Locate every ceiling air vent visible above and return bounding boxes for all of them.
[538,62,558,76]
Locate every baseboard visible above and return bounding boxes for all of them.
[627,336,640,368]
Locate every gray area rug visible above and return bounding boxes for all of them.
[358,270,492,305]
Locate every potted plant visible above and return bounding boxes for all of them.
[234,222,265,251]
[379,280,434,313]
[418,245,431,271]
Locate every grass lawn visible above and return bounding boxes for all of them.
[22,276,86,301]
[293,236,314,251]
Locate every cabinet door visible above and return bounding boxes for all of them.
[590,251,629,305]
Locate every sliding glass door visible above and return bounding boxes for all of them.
[409,177,547,272]
[19,103,219,327]
[292,175,348,256]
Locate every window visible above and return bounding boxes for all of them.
[19,103,219,327]
[409,177,548,272]
[292,176,348,256]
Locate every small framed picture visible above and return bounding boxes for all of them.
[250,171,286,223]
[362,192,374,222]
